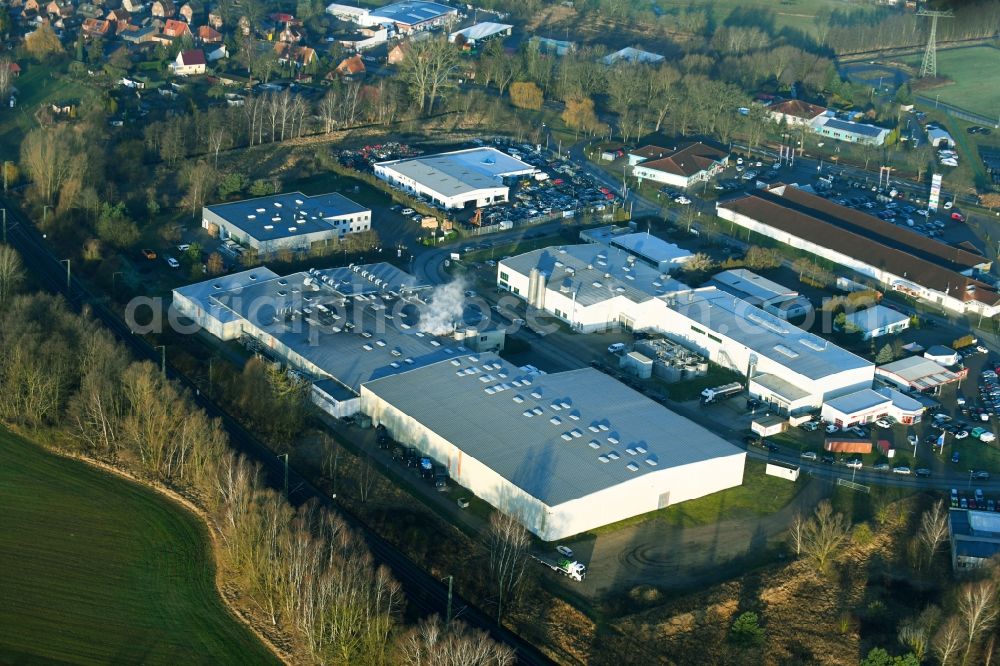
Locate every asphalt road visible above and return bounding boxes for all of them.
[0,200,554,666]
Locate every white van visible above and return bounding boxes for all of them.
[800,451,817,461]
[607,343,626,354]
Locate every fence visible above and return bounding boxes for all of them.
[836,478,871,494]
[914,95,999,128]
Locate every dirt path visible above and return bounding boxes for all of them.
[569,479,830,598]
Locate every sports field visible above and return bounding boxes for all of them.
[906,46,1000,119]
[654,0,878,36]
[0,429,278,665]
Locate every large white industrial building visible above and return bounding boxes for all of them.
[326,1,457,32]
[497,244,689,333]
[498,238,873,412]
[202,191,371,253]
[361,352,746,541]
[374,147,536,210]
[659,288,875,414]
[173,263,503,416]
[717,184,1000,317]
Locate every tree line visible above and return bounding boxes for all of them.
[0,246,515,665]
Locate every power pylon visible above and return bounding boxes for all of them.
[917,9,953,78]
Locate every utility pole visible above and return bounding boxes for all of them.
[43,205,52,226]
[59,259,70,291]
[442,575,453,623]
[155,345,166,377]
[2,208,6,244]
[279,453,289,497]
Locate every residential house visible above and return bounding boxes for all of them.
[121,0,144,13]
[151,0,174,17]
[178,1,193,21]
[278,24,302,43]
[23,0,42,16]
[162,17,191,38]
[6,62,21,78]
[78,3,103,18]
[237,14,249,35]
[335,54,365,80]
[205,44,227,62]
[196,24,221,43]
[631,142,729,189]
[387,41,411,65]
[122,24,158,43]
[171,48,206,75]
[768,99,828,127]
[207,9,222,28]
[45,0,74,20]
[105,8,130,23]
[82,16,112,36]
[274,42,315,68]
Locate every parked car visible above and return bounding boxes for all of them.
[845,459,863,470]
[892,466,912,475]
[825,423,839,434]
[800,451,818,461]
[952,451,961,463]
[165,256,180,268]
[916,468,931,478]
[556,545,574,558]
[981,431,997,443]
[975,471,991,480]
[141,248,157,260]
[456,497,470,509]
[875,418,893,429]
[873,462,891,471]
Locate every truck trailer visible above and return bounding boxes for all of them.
[700,382,743,404]
[530,554,587,582]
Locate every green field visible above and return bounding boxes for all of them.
[0,429,278,665]
[906,46,1000,119]
[653,0,878,37]
[0,62,99,155]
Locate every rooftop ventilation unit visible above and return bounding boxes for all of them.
[598,455,610,463]
[626,462,639,472]
[588,440,601,449]
[644,456,658,466]
[635,444,647,454]
[263,224,273,230]
[523,410,534,417]
[532,406,543,415]
[773,344,799,359]
[561,433,573,441]
[549,416,562,425]
[513,395,524,403]
[799,338,826,352]
[247,214,256,220]
[607,451,620,460]
[607,435,619,445]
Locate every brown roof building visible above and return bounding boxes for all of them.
[162,18,191,38]
[335,54,366,79]
[768,99,828,127]
[197,24,221,43]
[631,142,730,189]
[151,0,175,17]
[716,184,999,317]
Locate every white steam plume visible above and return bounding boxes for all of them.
[418,278,467,336]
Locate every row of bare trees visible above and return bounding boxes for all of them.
[0,249,514,664]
